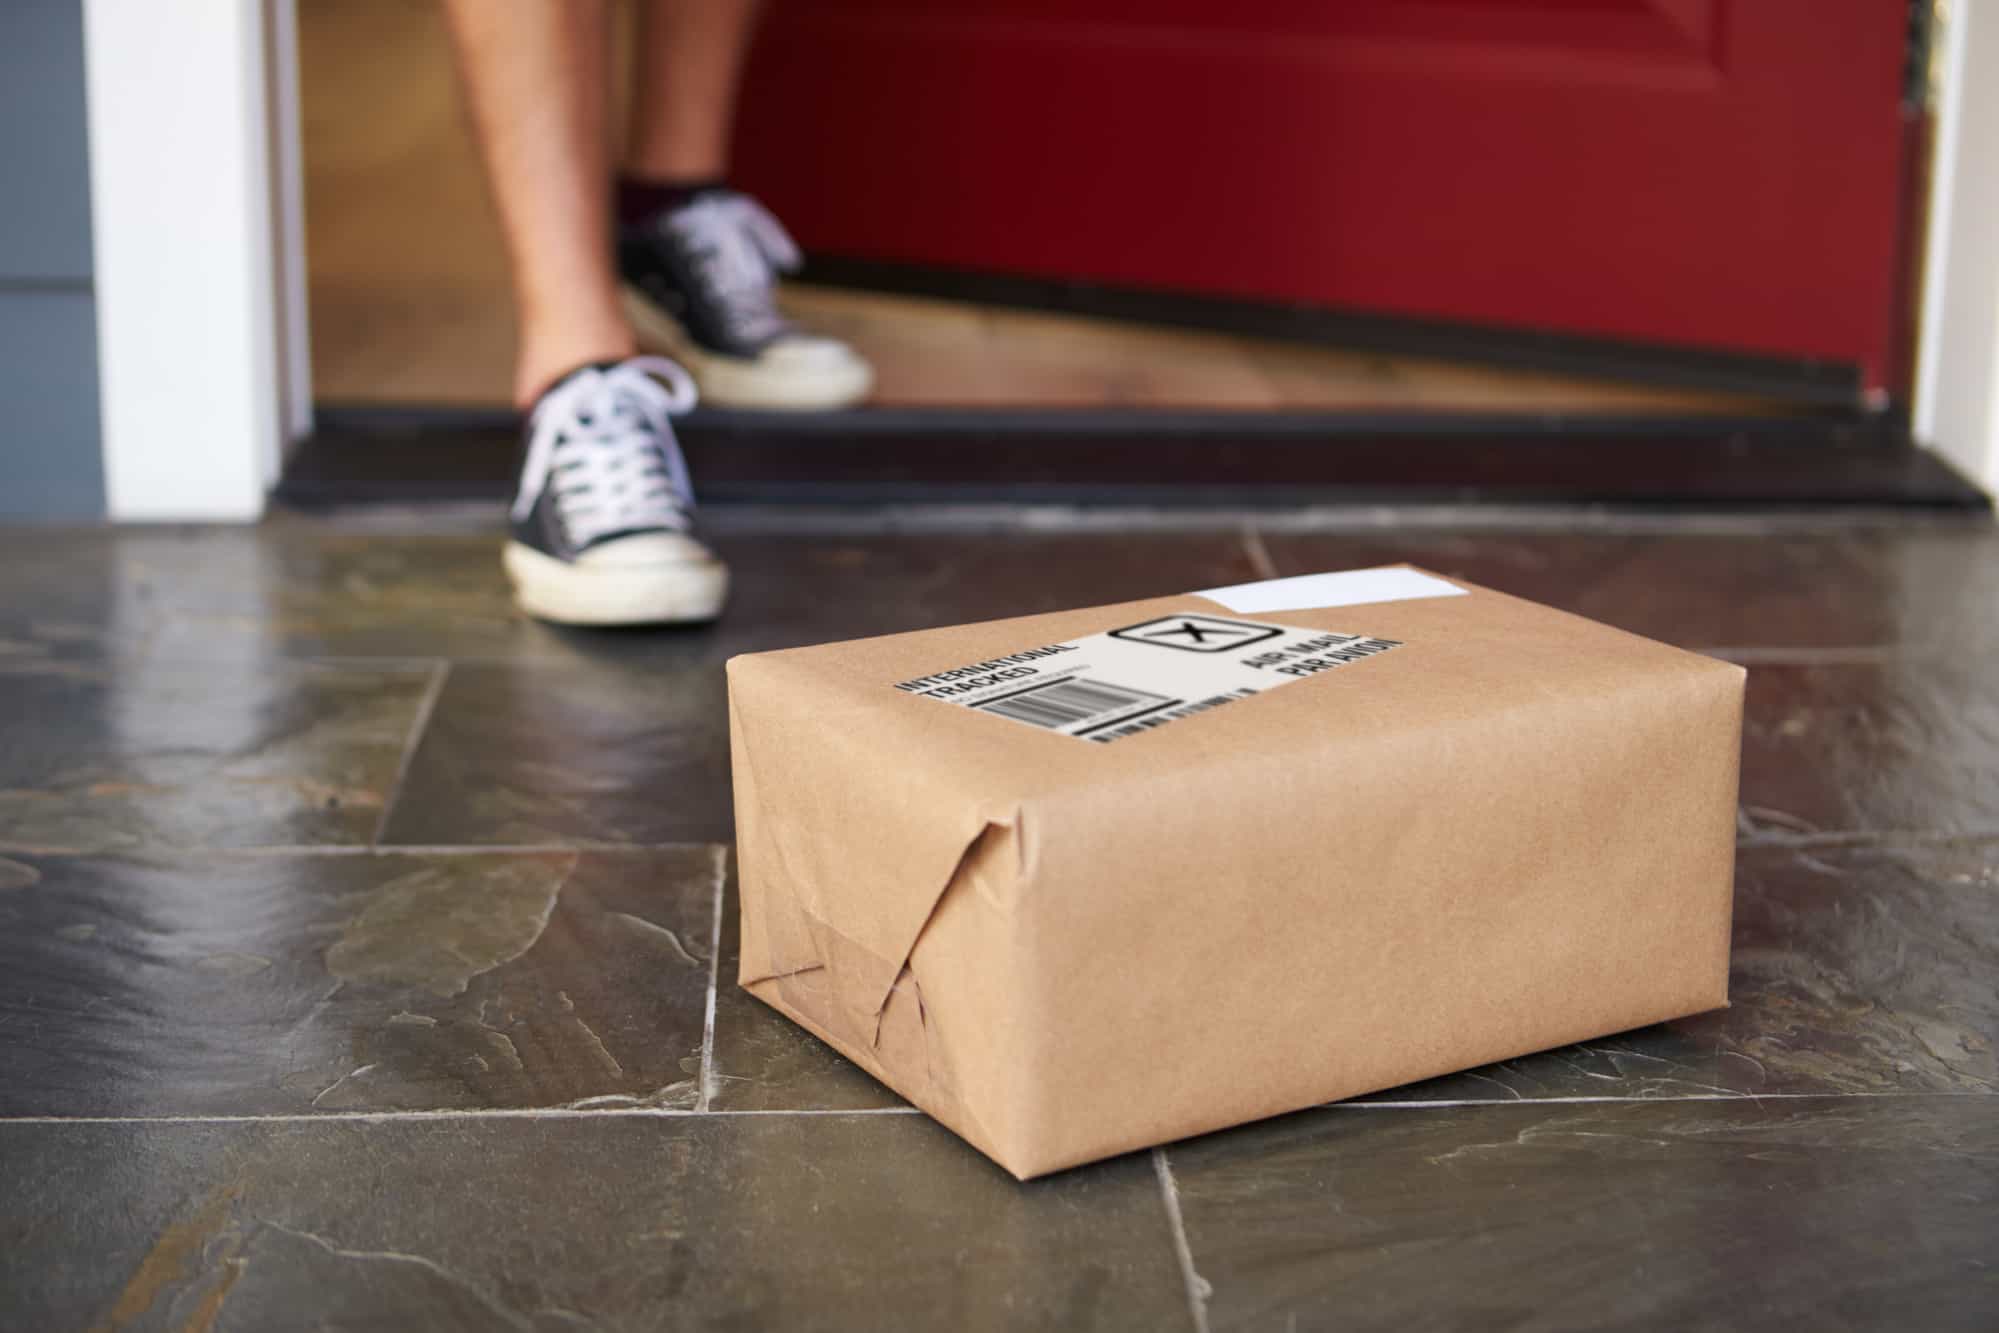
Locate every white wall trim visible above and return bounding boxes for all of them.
[1913,0,1999,493]
[266,0,314,447]
[83,0,286,521]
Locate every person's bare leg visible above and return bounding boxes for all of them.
[443,0,726,628]
[616,0,874,409]
[623,0,766,183]
[441,0,632,407]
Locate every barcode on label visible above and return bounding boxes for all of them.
[1085,688,1259,743]
[974,677,1169,730]
[902,614,1390,744]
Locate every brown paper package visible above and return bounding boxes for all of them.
[726,568,1745,1180]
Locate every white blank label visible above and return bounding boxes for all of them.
[1195,567,1465,614]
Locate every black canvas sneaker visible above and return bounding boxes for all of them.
[504,356,728,625]
[618,189,873,410]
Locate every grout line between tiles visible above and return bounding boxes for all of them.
[0,1091,1982,1130]
[1315,1091,1992,1110]
[365,843,705,855]
[1734,828,1999,851]
[117,639,1968,674]
[0,1107,926,1127]
[692,503,1997,537]
[258,501,1997,537]
[1238,525,1279,581]
[1701,644,1952,665]
[116,641,1968,671]
[139,653,459,671]
[1153,1148,1214,1333]
[14,830,1999,861]
[371,659,451,847]
[0,843,736,859]
[696,845,727,1113]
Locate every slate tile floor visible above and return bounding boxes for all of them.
[2,512,1996,1330]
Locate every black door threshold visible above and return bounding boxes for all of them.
[794,256,1869,411]
[279,406,1991,512]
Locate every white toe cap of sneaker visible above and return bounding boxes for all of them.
[757,334,867,372]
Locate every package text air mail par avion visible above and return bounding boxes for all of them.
[725,566,1745,1179]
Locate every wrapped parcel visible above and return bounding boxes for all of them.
[727,567,1744,1179]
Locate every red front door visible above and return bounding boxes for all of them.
[732,1,1914,393]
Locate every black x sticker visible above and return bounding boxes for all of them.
[1108,614,1285,653]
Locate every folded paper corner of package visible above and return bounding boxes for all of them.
[726,566,1744,1178]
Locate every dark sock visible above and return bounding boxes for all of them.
[616,175,727,228]
[523,357,631,412]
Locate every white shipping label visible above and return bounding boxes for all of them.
[1195,566,1464,614]
[895,612,1403,744]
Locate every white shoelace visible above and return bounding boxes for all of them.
[513,357,700,550]
[665,193,803,346]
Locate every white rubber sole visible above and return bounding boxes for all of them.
[504,541,728,626]
[620,285,874,411]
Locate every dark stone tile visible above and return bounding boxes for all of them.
[1168,1097,1999,1332]
[0,524,491,666]
[0,660,433,853]
[0,527,164,663]
[0,847,720,1115]
[1740,657,1999,839]
[1361,841,1999,1104]
[697,529,1264,661]
[0,1114,1195,1332]
[1512,534,1915,656]
[1258,527,1999,655]
[17,522,1999,669]
[138,524,1263,667]
[707,851,904,1112]
[1256,531,1999,838]
[137,524,563,663]
[376,657,735,846]
[378,532,1259,845]
[1816,526,1999,657]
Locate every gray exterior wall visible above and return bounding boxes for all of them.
[0,0,104,519]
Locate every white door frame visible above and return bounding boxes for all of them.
[82,0,309,522]
[80,0,1994,520]
[1914,0,1999,494]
